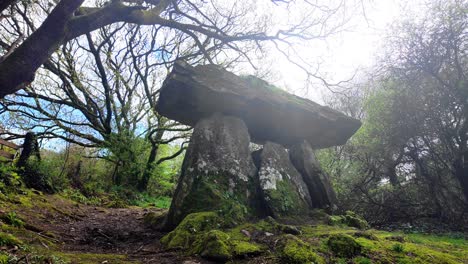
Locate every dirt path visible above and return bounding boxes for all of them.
[16,194,214,264]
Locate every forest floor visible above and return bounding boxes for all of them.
[0,190,213,263]
[0,189,467,264]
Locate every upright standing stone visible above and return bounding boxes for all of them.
[163,114,257,230]
[254,142,312,218]
[290,140,337,210]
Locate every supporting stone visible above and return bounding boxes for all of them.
[162,114,257,230]
[253,142,312,218]
[290,140,337,210]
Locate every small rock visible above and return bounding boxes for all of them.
[281,225,302,235]
[241,229,251,237]
[182,261,200,264]
[265,232,274,237]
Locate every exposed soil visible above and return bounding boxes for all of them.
[13,194,215,264]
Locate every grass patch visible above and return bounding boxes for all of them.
[131,194,172,208]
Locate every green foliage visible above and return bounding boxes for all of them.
[0,254,8,264]
[20,157,54,193]
[2,212,24,228]
[130,193,172,208]
[392,243,405,253]
[146,144,184,197]
[0,163,22,194]
[60,188,102,206]
[353,256,372,264]
[105,132,151,187]
[317,0,468,227]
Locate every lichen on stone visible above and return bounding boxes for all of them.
[259,166,283,190]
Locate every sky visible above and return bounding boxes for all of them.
[3,0,429,149]
[267,0,426,102]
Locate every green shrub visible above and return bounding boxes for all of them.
[392,243,405,253]
[3,212,24,228]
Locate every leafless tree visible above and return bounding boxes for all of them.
[0,0,353,98]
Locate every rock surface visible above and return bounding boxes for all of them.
[156,61,361,149]
[253,142,312,218]
[290,140,337,209]
[163,114,257,230]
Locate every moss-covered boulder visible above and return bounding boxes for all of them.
[253,142,312,218]
[160,212,221,249]
[328,211,369,230]
[279,234,325,264]
[327,234,362,258]
[231,240,263,257]
[195,230,233,261]
[162,212,264,262]
[162,114,258,230]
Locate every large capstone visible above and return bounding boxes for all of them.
[156,61,361,149]
[290,140,337,210]
[253,142,312,218]
[163,114,257,230]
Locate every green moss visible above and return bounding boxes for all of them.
[328,211,369,230]
[194,230,232,261]
[280,234,325,264]
[327,234,362,258]
[0,231,22,246]
[231,240,263,257]
[354,231,378,240]
[161,211,221,249]
[265,180,309,217]
[0,254,8,264]
[162,229,192,249]
[179,175,251,226]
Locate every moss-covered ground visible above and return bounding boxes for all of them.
[0,188,466,263]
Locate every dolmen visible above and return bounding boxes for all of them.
[156,61,361,230]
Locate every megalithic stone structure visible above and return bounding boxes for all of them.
[253,142,312,218]
[157,61,361,230]
[162,114,258,230]
[156,61,361,149]
[290,140,338,209]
